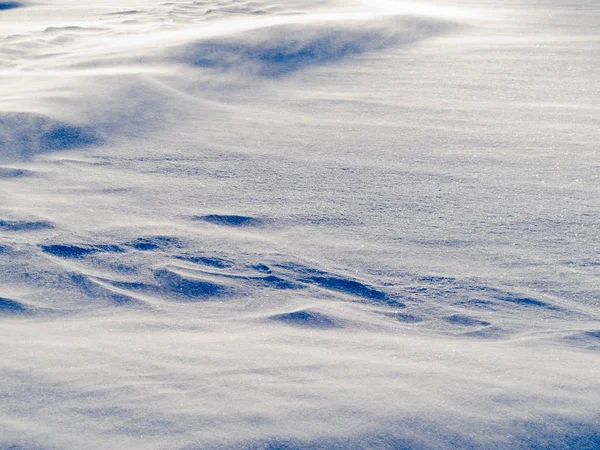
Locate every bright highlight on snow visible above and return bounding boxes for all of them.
[0,0,598,449]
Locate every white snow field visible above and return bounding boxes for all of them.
[0,0,599,448]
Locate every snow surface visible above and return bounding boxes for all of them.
[0,0,599,448]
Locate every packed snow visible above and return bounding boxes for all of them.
[0,0,598,448]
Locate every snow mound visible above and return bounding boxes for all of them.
[0,112,101,161]
[175,16,459,76]
[0,1,22,11]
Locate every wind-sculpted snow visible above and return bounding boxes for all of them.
[0,1,22,10]
[0,0,599,449]
[0,225,582,338]
[269,309,344,329]
[0,219,54,232]
[175,17,458,77]
[0,5,460,152]
[0,113,101,161]
[194,214,264,227]
[0,296,29,314]
[0,167,29,178]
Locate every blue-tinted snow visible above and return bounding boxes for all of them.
[0,0,598,448]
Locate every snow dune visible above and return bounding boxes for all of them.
[0,0,598,448]
[1,2,464,159]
